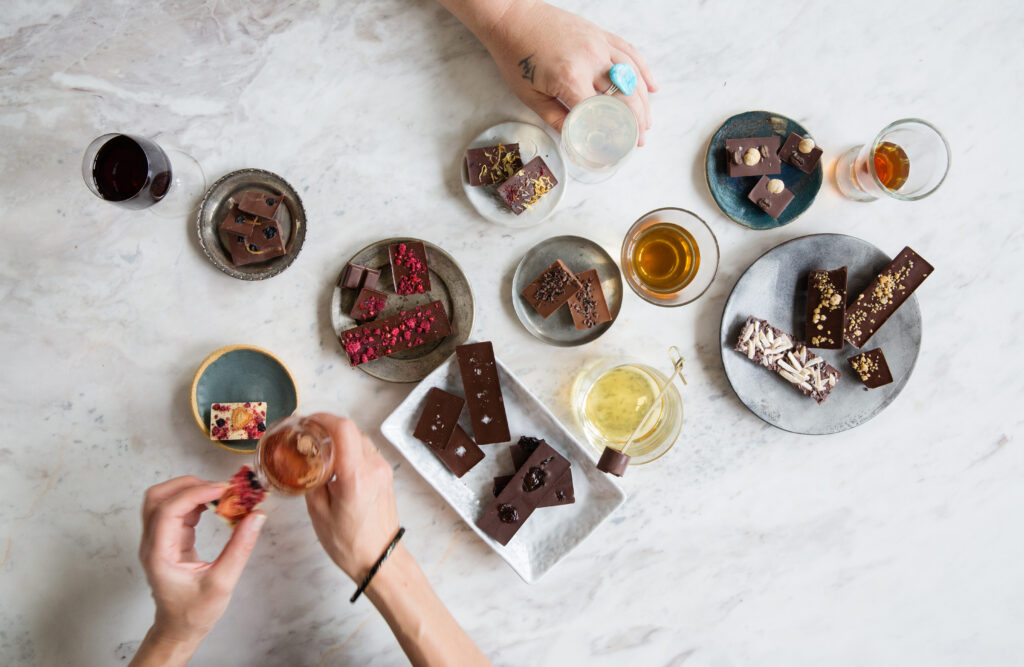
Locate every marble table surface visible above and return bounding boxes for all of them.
[2,1,1022,665]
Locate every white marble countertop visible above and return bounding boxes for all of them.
[2,1,1022,665]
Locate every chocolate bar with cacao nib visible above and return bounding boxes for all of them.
[521,259,582,318]
[567,269,612,330]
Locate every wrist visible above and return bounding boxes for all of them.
[456,0,542,51]
[131,624,203,667]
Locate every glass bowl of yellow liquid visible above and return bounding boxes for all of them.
[621,207,719,307]
[572,359,683,466]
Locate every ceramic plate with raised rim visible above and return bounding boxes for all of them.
[380,347,626,583]
[719,234,923,434]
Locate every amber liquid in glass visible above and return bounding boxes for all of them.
[630,223,700,293]
[256,417,333,495]
[873,141,910,191]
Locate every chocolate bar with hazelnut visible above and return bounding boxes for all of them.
[465,143,523,186]
[496,156,558,215]
[848,348,893,389]
[567,269,612,330]
[388,241,431,296]
[413,387,465,451]
[776,344,841,404]
[747,175,794,219]
[339,300,451,366]
[725,136,782,177]
[477,440,571,546]
[779,132,823,173]
[805,267,848,349]
[455,342,511,445]
[844,247,933,348]
[734,315,795,371]
[522,259,582,318]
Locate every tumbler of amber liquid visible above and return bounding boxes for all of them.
[834,118,950,202]
[255,415,335,495]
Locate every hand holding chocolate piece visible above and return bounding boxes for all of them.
[455,342,511,444]
[496,156,558,215]
[845,247,933,348]
[848,348,893,389]
[748,175,794,219]
[466,143,523,186]
[805,267,848,349]
[567,269,612,330]
[388,241,431,296]
[779,132,824,173]
[725,136,782,177]
[522,259,582,318]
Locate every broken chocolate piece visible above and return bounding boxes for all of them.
[237,190,283,220]
[431,424,484,478]
[725,136,782,177]
[805,267,847,349]
[747,175,794,219]
[388,241,431,296]
[848,348,893,389]
[779,132,823,173]
[521,259,582,318]
[465,143,523,186]
[776,345,841,404]
[733,316,795,371]
[567,269,612,330]
[413,387,465,451]
[339,301,451,366]
[496,156,558,215]
[455,342,511,445]
[220,204,286,267]
[597,447,630,476]
[350,287,388,322]
[845,247,934,348]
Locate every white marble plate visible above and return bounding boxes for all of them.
[380,349,626,583]
[459,122,567,228]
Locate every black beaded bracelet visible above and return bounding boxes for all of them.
[350,527,406,603]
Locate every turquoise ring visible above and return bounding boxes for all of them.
[604,63,638,97]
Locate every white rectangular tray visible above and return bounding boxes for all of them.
[380,351,626,583]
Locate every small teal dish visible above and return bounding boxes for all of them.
[705,110,823,230]
[190,345,299,454]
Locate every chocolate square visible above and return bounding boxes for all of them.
[747,175,794,219]
[433,425,484,478]
[388,241,431,296]
[413,387,465,451]
[349,287,388,322]
[521,259,582,318]
[848,348,893,389]
[779,132,823,173]
[340,263,367,290]
[465,143,523,186]
[340,301,451,366]
[237,190,283,220]
[805,267,847,349]
[496,156,558,215]
[221,204,259,237]
[567,269,612,330]
[725,136,782,177]
[845,247,934,348]
[224,218,286,267]
[361,268,381,291]
[455,342,511,445]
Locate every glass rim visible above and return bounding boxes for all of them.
[621,206,720,307]
[869,117,951,201]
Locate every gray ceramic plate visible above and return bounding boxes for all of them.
[512,235,622,346]
[331,238,474,382]
[196,169,307,280]
[719,234,923,434]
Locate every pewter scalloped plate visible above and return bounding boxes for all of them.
[380,349,626,583]
[719,234,923,434]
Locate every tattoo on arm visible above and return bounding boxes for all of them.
[518,54,536,84]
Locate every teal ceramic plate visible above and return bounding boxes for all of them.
[190,345,299,453]
[705,110,823,230]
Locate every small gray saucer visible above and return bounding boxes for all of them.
[512,235,622,346]
[196,168,306,280]
[720,233,923,434]
[330,238,474,383]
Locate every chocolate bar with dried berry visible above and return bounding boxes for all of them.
[389,241,431,296]
[496,156,558,215]
[349,287,388,322]
[339,301,451,366]
[210,402,268,440]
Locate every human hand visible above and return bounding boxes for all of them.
[305,414,400,581]
[481,0,657,145]
[137,476,265,648]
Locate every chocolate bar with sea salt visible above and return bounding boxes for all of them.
[455,342,511,445]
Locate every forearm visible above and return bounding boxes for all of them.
[436,0,537,49]
[129,624,202,667]
[366,544,491,667]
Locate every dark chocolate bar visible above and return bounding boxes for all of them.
[747,175,794,219]
[567,269,612,330]
[845,247,934,348]
[476,440,571,545]
[388,241,431,296]
[455,342,510,444]
[492,468,574,508]
[433,425,484,478]
[465,143,523,186]
[237,190,283,220]
[220,205,286,267]
[521,259,582,318]
[806,267,847,349]
[350,287,388,322]
[340,301,451,366]
[509,435,544,469]
[734,315,795,370]
[413,387,465,450]
[725,136,782,177]
[848,348,893,389]
[775,345,841,404]
[496,156,558,215]
[778,132,823,173]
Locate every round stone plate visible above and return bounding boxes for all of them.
[705,110,823,230]
[196,168,307,280]
[331,238,474,382]
[719,234,922,434]
[460,121,567,228]
[512,235,622,346]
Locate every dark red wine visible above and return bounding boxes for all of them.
[91,135,171,209]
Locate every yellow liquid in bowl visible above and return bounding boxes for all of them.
[583,366,663,454]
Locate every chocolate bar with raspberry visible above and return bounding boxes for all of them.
[388,241,431,296]
[339,301,451,366]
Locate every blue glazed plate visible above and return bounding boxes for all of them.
[190,345,299,453]
[705,110,823,230]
